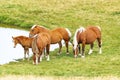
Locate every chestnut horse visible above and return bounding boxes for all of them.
[12,36,33,60]
[73,26,102,58]
[32,32,51,65]
[29,25,71,55]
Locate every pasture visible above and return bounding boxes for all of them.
[0,0,120,79]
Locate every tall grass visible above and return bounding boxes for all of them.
[0,0,120,78]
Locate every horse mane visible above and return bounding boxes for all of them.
[65,28,72,37]
[73,27,85,50]
[78,27,86,33]
[97,26,101,31]
[31,25,49,30]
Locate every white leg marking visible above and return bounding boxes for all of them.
[40,55,42,62]
[81,55,85,58]
[66,52,69,54]
[47,55,50,61]
[74,55,77,58]
[99,48,102,54]
[78,53,81,56]
[88,49,93,54]
[33,61,35,65]
[36,56,38,65]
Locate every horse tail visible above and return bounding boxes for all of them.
[32,36,39,54]
[65,28,72,38]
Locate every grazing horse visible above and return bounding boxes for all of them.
[73,26,102,58]
[32,32,51,65]
[12,36,33,60]
[29,25,71,55]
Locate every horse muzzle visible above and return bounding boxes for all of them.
[14,46,16,48]
[29,34,32,38]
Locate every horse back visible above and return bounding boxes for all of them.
[78,28,98,44]
[85,29,98,44]
[87,26,101,38]
[52,28,70,41]
[15,36,33,48]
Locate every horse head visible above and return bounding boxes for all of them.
[72,27,86,58]
[12,36,19,48]
[72,28,80,58]
[29,25,49,38]
[29,25,40,38]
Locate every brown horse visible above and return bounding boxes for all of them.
[29,25,71,55]
[32,32,51,65]
[73,26,102,58]
[12,36,33,60]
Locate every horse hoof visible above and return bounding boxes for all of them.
[88,52,92,55]
[81,56,85,58]
[47,60,50,61]
[33,62,36,65]
[74,55,77,58]
[78,54,82,56]
[57,53,61,55]
[66,52,69,55]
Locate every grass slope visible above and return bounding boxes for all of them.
[0,0,120,77]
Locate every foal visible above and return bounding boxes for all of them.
[32,32,51,65]
[12,36,33,60]
[73,26,102,58]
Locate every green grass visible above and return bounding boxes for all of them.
[0,0,120,77]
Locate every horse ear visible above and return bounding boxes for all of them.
[12,36,14,39]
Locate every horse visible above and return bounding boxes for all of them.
[12,36,33,60]
[73,26,102,58]
[32,32,51,65]
[29,25,71,55]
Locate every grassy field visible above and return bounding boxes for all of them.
[0,0,120,79]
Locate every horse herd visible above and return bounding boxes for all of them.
[12,25,102,65]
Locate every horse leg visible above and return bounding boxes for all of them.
[88,43,94,55]
[36,53,39,65]
[81,42,85,58]
[23,48,27,60]
[33,53,36,64]
[97,38,102,54]
[58,41,62,55]
[78,44,81,56]
[38,51,43,63]
[65,40,69,54]
[46,44,50,61]
[40,50,44,62]
[26,48,30,61]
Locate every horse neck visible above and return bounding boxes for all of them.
[16,38,22,45]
